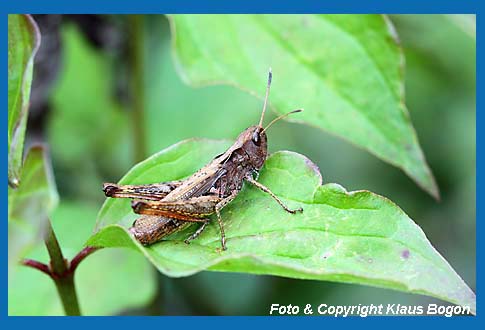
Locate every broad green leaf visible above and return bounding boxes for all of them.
[168,14,438,199]
[8,201,156,316]
[8,14,40,187]
[8,146,59,269]
[89,139,475,313]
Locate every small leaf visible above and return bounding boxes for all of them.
[8,146,59,268]
[168,14,439,198]
[90,139,475,313]
[8,201,156,316]
[8,14,41,187]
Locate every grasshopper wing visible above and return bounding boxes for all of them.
[102,181,182,201]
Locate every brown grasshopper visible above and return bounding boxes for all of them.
[102,70,303,250]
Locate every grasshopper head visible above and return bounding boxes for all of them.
[237,106,302,170]
[237,125,268,170]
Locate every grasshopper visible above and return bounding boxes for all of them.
[102,70,303,250]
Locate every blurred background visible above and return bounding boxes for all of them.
[15,14,475,315]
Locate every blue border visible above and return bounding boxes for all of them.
[2,315,481,326]
[0,0,480,14]
[3,0,480,327]
[476,5,481,323]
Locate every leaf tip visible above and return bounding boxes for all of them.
[415,168,441,201]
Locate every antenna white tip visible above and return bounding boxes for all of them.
[259,68,273,127]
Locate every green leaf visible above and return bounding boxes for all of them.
[8,201,156,316]
[89,139,475,313]
[168,14,439,199]
[8,14,40,187]
[8,146,59,268]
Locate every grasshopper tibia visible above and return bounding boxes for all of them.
[184,220,209,245]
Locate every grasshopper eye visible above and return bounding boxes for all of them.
[252,131,261,146]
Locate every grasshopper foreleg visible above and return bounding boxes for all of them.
[245,175,303,214]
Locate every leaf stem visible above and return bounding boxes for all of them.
[129,14,146,163]
[21,259,51,277]
[70,246,99,271]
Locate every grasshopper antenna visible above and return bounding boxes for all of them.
[262,109,303,133]
[259,68,272,127]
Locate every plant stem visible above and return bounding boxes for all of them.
[44,220,68,274]
[43,221,81,315]
[53,273,81,316]
[130,14,146,163]
[22,226,100,315]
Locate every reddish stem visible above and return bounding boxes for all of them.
[21,246,100,278]
[22,259,52,278]
[70,246,100,271]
